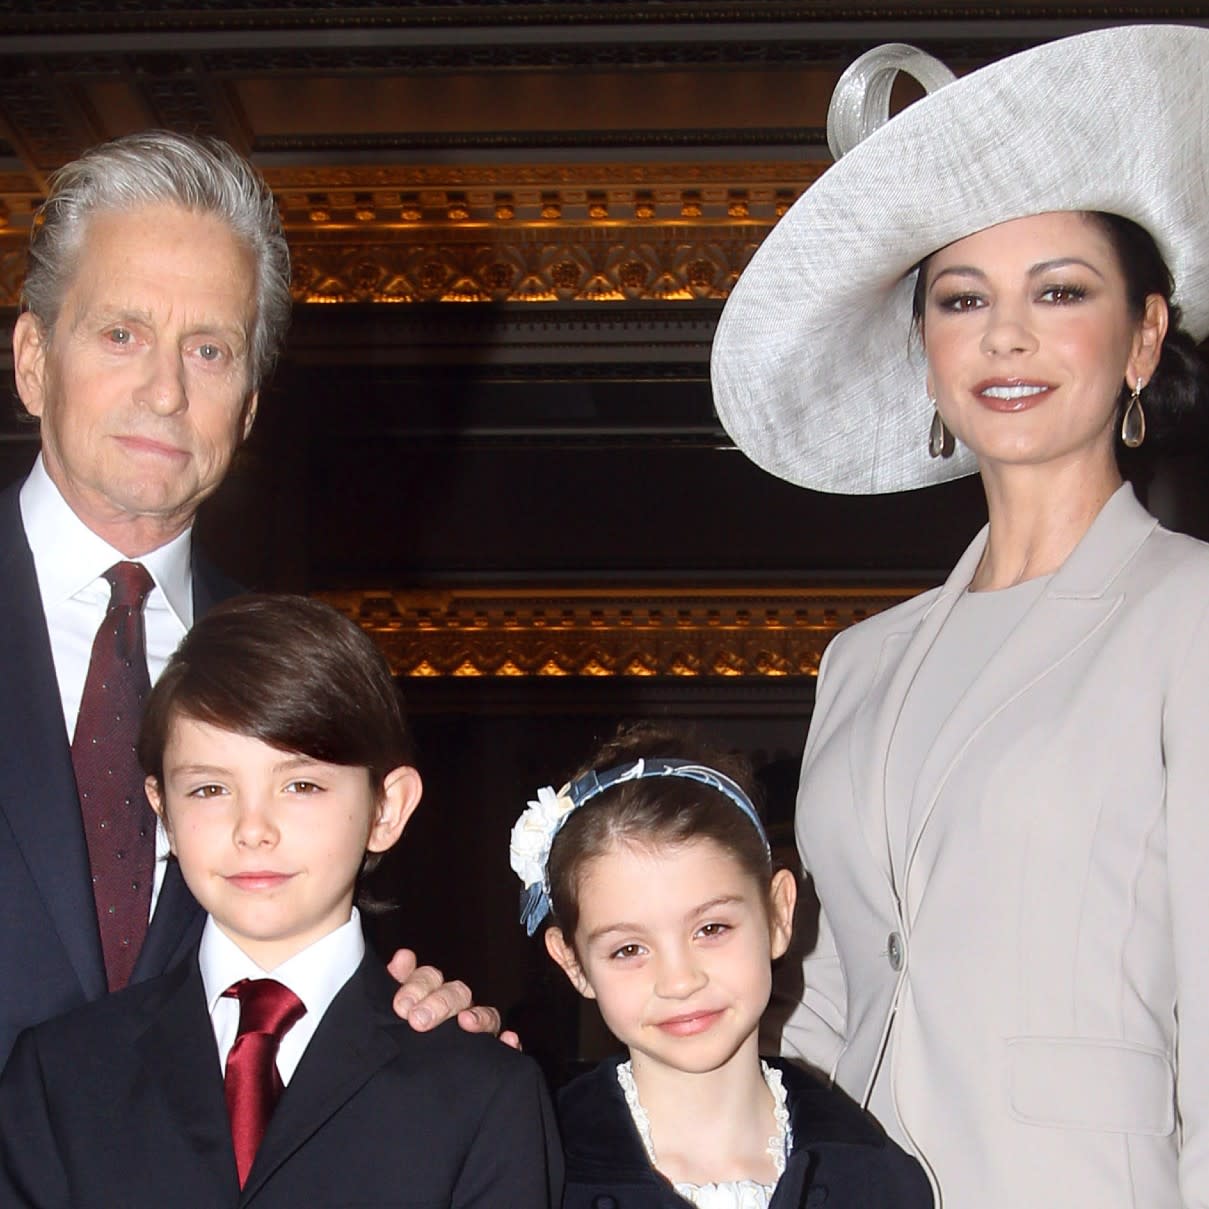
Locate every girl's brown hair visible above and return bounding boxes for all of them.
[546,722,772,945]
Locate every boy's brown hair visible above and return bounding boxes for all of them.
[138,594,414,876]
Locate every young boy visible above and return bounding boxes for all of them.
[0,595,562,1208]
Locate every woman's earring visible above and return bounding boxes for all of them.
[928,406,954,459]
[1121,377,1146,449]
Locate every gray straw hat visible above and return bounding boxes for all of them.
[711,24,1209,494]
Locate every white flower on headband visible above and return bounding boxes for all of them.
[509,783,577,891]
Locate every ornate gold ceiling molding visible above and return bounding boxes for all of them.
[289,225,761,304]
[316,584,921,679]
[276,163,818,304]
[0,163,818,307]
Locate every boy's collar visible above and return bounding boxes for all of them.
[198,909,364,1020]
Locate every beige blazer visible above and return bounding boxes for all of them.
[784,484,1209,1209]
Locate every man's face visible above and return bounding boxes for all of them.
[14,202,261,554]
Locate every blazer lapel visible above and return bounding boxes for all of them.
[0,483,106,1000]
[900,484,1155,893]
[852,532,988,895]
[136,954,241,1202]
[241,957,403,1204]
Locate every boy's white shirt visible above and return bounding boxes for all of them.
[200,908,365,1084]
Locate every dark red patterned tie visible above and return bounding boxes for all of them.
[70,561,157,992]
[223,979,307,1188]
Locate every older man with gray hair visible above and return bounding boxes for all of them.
[0,131,481,1066]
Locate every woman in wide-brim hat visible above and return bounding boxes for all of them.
[712,24,1209,1209]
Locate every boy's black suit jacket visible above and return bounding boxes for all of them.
[0,479,238,1066]
[0,947,564,1208]
[557,1055,933,1209]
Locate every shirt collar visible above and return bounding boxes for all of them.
[199,908,366,1020]
[19,454,194,627]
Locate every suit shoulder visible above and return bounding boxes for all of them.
[382,1015,542,1083]
[1142,523,1209,585]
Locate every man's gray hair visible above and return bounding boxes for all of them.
[22,130,291,391]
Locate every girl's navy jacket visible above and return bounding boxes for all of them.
[557,1055,933,1209]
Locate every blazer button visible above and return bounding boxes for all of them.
[887,930,904,971]
[592,1197,618,1209]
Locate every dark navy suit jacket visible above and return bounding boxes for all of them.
[0,477,237,1066]
[0,948,564,1207]
[558,1055,933,1209]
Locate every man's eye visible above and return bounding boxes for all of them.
[197,343,224,361]
[107,327,132,345]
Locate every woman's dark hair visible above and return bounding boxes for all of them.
[138,594,413,878]
[546,722,772,947]
[911,210,1209,446]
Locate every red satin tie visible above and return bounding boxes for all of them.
[223,978,307,1188]
[70,561,156,991]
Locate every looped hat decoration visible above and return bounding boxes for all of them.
[710,25,1209,495]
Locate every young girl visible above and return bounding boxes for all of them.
[511,723,931,1209]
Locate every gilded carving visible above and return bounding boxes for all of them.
[283,224,765,304]
[0,165,813,307]
[315,586,920,679]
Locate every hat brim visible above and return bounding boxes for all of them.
[711,24,1209,495]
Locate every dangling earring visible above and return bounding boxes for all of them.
[928,405,953,459]
[1121,377,1146,449]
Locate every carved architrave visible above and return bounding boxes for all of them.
[0,162,821,307]
[289,225,767,304]
[274,161,820,304]
[315,584,921,679]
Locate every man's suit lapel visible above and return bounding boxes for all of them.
[900,484,1154,895]
[192,553,243,617]
[136,954,241,1202]
[0,482,107,1000]
[242,956,403,1204]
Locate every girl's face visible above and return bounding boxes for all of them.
[921,211,1166,478]
[546,836,796,1079]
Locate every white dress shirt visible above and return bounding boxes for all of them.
[19,454,194,912]
[199,910,366,1085]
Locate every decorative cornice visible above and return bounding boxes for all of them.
[315,584,922,679]
[287,226,766,304]
[0,165,816,306]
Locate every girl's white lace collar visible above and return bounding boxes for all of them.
[616,1059,792,1208]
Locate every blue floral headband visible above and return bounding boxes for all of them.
[509,756,771,936]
